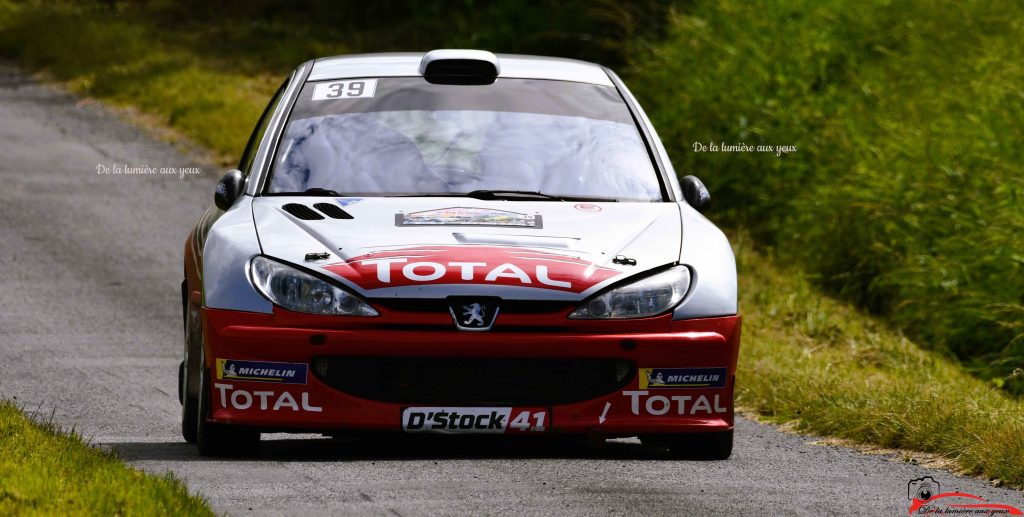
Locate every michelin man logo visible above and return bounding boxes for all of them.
[646,370,666,387]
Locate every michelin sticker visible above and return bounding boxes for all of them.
[639,367,727,389]
[395,207,541,228]
[216,359,308,385]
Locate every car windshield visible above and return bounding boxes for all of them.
[266,77,663,201]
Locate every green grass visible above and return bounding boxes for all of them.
[628,0,1024,391]
[1,0,1023,490]
[734,235,1024,486]
[0,400,211,515]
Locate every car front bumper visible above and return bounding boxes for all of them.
[201,307,741,436]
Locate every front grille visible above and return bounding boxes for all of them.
[312,357,634,406]
[373,299,572,314]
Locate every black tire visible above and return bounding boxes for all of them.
[641,430,734,460]
[195,347,259,457]
[180,360,198,443]
[180,295,199,444]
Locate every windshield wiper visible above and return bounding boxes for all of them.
[464,190,617,202]
[266,187,342,196]
[268,189,620,201]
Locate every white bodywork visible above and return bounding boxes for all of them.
[203,51,737,320]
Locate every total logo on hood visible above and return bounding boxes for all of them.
[323,245,622,293]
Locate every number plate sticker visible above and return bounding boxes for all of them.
[401,407,549,434]
[311,79,378,101]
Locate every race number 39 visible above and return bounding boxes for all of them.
[311,79,378,101]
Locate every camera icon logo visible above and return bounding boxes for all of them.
[908,476,940,501]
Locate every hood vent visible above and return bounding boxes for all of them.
[282,203,324,220]
[314,203,353,219]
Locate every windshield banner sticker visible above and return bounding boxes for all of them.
[395,207,542,228]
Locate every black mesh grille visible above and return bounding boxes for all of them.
[312,356,634,406]
[282,203,324,220]
[374,299,571,314]
[314,203,353,219]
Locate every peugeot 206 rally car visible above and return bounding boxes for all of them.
[180,49,739,458]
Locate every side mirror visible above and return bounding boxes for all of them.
[681,175,710,211]
[214,169,245,210]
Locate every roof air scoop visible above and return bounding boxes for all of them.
[420,49,500,85]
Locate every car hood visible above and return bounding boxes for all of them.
[251,197,682,300]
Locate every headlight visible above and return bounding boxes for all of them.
[249,256,378,316]
[569,266,691,319]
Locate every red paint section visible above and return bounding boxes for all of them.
[201,307,741,435]
[323,245,621,293]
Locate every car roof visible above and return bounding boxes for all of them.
[308,52,613,86]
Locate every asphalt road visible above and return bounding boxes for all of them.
[0,63,1021,516]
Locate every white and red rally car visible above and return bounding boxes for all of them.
[180,50,739,458]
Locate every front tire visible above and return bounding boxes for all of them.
[180,284,199,444]
[195,347,259,457]
[641,430,734,460]
[180,360,198,443]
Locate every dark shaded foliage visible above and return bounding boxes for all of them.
[138,0,673,69]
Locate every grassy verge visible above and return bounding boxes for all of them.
[0,401,211,515]
[1,0,1022,489]
[629,0,1024,390]
[734,235,1024,487]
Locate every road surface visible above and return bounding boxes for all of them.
[0,63,1020,516]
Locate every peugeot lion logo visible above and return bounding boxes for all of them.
[462,303,486,326]
[449,299,499,331]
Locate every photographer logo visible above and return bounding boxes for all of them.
[907,476,1022,515]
